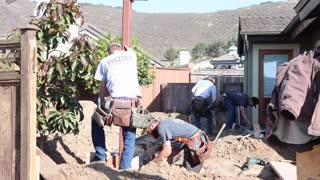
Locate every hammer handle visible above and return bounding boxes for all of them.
[213,123,226,143]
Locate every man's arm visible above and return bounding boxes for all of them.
[240,106,252,126]
[99,81,109,102]
[154,141,172,161]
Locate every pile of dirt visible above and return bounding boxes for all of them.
[40,100,293,179]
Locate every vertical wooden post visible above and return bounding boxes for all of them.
[20,25,39,180]
[122,0,132,48]
[118,0,133,169]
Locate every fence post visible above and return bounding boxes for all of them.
[20,24,39,180]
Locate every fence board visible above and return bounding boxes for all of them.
[0,72,20,81]
[0,39,20,45]
[141,67,190,112]
[162,83,195,113]
[0,84,14,179]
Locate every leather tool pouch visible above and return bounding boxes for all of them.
[112,100,133,127]
[92,105,113,127]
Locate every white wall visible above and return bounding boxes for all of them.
[250,43,300,124]
[178,51,191,66]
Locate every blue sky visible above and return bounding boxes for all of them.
[77,0,287,13]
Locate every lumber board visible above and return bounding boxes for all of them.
[269,161,297,180]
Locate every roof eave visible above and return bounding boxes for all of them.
[282,15,300,35]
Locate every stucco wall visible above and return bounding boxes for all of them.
[248,43,300,124]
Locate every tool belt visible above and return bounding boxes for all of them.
[192,96,208,113]
[92,104,113,127]
[112,98,136,127]
[92,97,151,129]
[173,130,212,162]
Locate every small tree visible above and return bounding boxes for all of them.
[164,48,178,61]
[191,43,207,61]
[206,41,226,58]
[31,0,97,137]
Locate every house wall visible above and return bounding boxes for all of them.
[248,43,300,124]
[296,19,320,51]
[311,25,320,48]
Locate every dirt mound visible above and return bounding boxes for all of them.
[40,100,293,179]
[139,161,215,180]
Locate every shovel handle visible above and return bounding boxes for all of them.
[213,123,226,143]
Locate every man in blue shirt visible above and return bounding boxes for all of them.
[190,77,216,135]
[223,91,259,129]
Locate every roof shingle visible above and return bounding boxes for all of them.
[239,16,294,35]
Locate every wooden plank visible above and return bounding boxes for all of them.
[0,58,19,63]
[297,145,320,179]
[0,39,20,46]
[14,83,21,180]
[11,84,17,180]
[269,161,297,180]
[20,26,38,180]
[0,72,20,81]
[0,84,13,179]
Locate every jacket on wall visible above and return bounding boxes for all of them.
[267,50,320,144]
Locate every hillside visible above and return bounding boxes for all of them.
[0,0,298,59]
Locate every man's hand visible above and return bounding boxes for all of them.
[123,45,132,51]
[154,141,171,162]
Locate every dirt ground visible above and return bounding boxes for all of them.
[41,101,297,180]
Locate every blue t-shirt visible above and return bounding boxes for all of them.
[157,119,199,144]
[225,91,249,107]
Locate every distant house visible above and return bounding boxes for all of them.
[189,45,243,70]
[210,45,243,69]
[79,24,107,41]
[238,0,320,124]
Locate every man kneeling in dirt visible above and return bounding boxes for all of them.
[146,118,212,173]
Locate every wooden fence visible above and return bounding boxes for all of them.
[161,83,195,113]
[0,25,38,180]
[140,67,190,112]
[190,70,244,94]
[141,68,244,113]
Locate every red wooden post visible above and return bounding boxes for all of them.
[118,0,133,169]
[122,0,132,49]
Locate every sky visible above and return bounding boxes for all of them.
[76,0,287,13]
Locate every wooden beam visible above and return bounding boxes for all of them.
[0,58,20,63]
[0,71,20,81]
[122,0,132,48]
[20,25,38,180]
[269,161,297,180]
[0,39,20,45]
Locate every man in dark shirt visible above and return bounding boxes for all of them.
[223,91,259,129]
[146,119,212,173]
